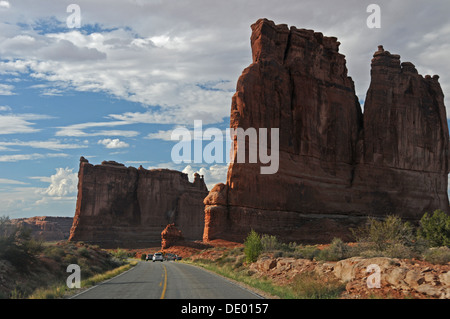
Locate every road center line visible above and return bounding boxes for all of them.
[160,264,167,299]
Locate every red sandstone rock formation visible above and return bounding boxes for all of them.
[161,223,183,250]
[10,216,73,241]
[203,19,449,244]
[355,45,450,219]
[69,157,208,247]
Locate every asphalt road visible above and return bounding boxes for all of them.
[71,261,263,299]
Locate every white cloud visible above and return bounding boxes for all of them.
[55,121,138,137]
[98,138,129,149]
[182,164,228,190]
[146,129,179,141]
[28,176,51,183]
[0,185,76,218]
[0,105,12,112]
[0,1,446,121]
[0,1,10,9]
[0,113,53,134]
[0,84,15,95]
[0,168,77,218]
[0,186,45,217]
[0,140,88,150]
[146,126,227,141]
[0,178,28,185]
[43,167,78,197]
[0,152,68,162]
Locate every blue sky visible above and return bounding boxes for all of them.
[1,0,449,218]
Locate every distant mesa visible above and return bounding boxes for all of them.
[10,216,73,241]
[203,18,449,244]
[69,158,208,248]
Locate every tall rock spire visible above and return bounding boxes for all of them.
[203,19,449,244]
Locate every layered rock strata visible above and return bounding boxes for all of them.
[69,158,208,247]
[10,216,73,241]
[203,19,449,244]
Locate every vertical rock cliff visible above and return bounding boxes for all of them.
[353,45,450,219]
[203,19,449,243]
[69,158,208,247]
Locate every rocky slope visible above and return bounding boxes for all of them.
[249,256,450,299]
[203,18,449,244]
[165,240,449,299]
[69,158,208,247]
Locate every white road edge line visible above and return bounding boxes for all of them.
[68,261,139,299]
[175,262,266,299]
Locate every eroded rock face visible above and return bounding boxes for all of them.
[69,158,208,247]
[355,45,450,219]
[10,216,73,241]
[161,223,183,250]
[203,19,449,244]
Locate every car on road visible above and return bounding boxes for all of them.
[152,252,164,262]
[165,253,177,261]
[146,254,153,261]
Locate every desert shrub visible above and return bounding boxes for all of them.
[0,216,43,271]
[354,241,426,259]
[418,210,450,247]
[281,242,298,252]
[422,246,450,264]
[244,230,263,263]
[294,245,321,260]
[290,271,345,299]
[316,238,351,261]
[110,248,129,261]
[272,250,284,258]
[77,247,90,258]
[62,253,78,265]
[43,246,66,262]
[233,255,246,270]
[351,215,415,252]
[229,247,244,256]
[382,243,417,259]
[261,234,280,251]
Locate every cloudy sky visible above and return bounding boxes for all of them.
[0,0,449,218]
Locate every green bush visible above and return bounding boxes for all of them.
[382,243,418,259]
[244,230,263,263]
[261,234,280,252]
[0,216,43,272]
[110,248,129,261]
[316,238,350,261]
[418,210,450,247]
[351,215,415,252]
[294,245,321,260]
[77,247,90,258]
[43,246,66,262]
[422,246,450,264]
[62,254,78,265]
